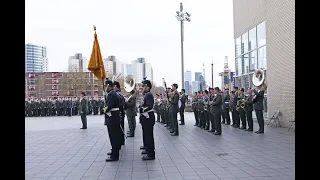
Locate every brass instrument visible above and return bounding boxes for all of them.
[252,69,267,99]
[240,99,246,108]
[236,96,241,111]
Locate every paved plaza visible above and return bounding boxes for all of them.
[25,113,295,180]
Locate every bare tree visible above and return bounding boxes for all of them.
[61,70,89,97]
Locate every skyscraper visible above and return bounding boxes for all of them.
[195,72,202,81]
[68,53,83,72]
[25,43,48,72]
[103,56,123,77]
[131,58,153,83]
[184,70,192,82]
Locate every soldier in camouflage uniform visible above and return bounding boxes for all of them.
[154,94,161,122]
[192,92,199,126]
[125,90,137,137]
[160,94,167,124]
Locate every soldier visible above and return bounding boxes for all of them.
[210,87,223,135]
[160,94,167,124]
[203,90,210,130]
[221,89,231,125]
[179,89,187,125]
[242,88,254,131]
[92,97,98,115]
[165,88,173,132]
[48,98,53,116]
[36,99,41,117]
[154,94,161,122]
[52,98,56,116]
[40,98,46,116]
[139,78,156,160]
[75,97,80,116]
[169,83,180,136]
[27,99,33,117]
[231,87,240,128]
[229,91,235,126]
[25,99,28,117]
[88,98,93,115]
[192,92,199,126]
[103,79,121,161]
[208,88,215,132]
[80,92,89,129]
[125,90,137,137]
[238,88,247,130]
[56,98,61,116]
[67,97,73,117]
[99,97,105,115]
[198,91,205,128]
[252,85,265,134]
[114,81,126,146]
[63,98,67,116]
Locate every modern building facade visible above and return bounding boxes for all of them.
[233,0,295,126]
[68,53,84,72]
[195,72,202,82]
[25,72,103,98]
[25,43,48,72]
[131,57,153,83]
[103,56,123,77]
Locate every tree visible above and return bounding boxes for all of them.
[61,71,89,97]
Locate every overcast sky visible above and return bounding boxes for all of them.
[26,0,235,88]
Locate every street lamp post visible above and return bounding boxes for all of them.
[176,2,190,89]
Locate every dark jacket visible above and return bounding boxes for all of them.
[253,89,264,111]
[169,90,180,113]
[125,95,137,117]
[80,97,89,114]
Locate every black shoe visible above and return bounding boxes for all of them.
[127,135,134,137]
[164,125,167,127]
[80,127,87,129]
[105,157,119,162]
[214,132,221,135]
[240,126,246,130]
[170,133,178,136]
[169,131,174,133]
[194,124,198,126]
[142,155,155,160]
[226,123,230,125]
[208,129,214,132]
[141,150,148,155]
[107,152,112,156]
[140,146,146,150]
[255,131,264,134]
[179,123,185,125]
[246,129,253,131]
[221,122,225,124]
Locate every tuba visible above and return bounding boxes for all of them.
[124,75,136,93]
[252,69,267,99]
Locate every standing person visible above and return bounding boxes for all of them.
[169,83,180,136]
[208,88,215,132]
[179,89,187,125]
[252,85,265,134]
[80,92,89,129]
[221,89,231,125]
[113,81,126,146]
[210,87,223,135]
[67,97,73,117]
[243,88,254,131]
[139,79,156,160]
[231,87,240,128]
[103,79,122,161]
[192,92,199,126]
[238,88,247,130]
[125,90,137,137]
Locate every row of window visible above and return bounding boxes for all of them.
[236,46,267,76]
[235,21,266,57]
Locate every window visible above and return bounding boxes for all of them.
[249,50,257,72]
[52,85,58,90]
[235,37,241,57]
[249,26,257,50]
[52,79,59,84]
[241,32,248,54]
[29,79,36,85]
[29,85,35,91]
[243,53,249,74]
[236,57,242,76]
[52,91,59,96]
[29,73,35,78]
[257,21,266,47]
[258,46,267,69]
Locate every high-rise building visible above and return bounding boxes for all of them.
[184,71,192,82]
[125,64,132,75]
[192,81,200,93]
[68,53,84,72]
[233,0,295,126]
[195,72,202,81]
[83,57,89,72]
[25,43,48,72]
[103,56,123,77]
[131,57,153,83]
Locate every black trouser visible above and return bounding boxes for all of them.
[199,111,205,128]
[194,109,199,125]
[67,108,72,117]
[255,110,264,132]
[156,112,161,122]
[232,110,240,127]
[48,108,52,116]
[239,109,246,128]
[105,111,121,158]
[222,108,231,124]
[81,113,87,128]
[214,111,222,134]
[120,111,125,145]
[179,107,185,124]
[246,110,253,130]
[209,112,215,131]
[170,111,178,135]
[93,107,98,115]
[140,112,155,156]
[100,107,104,115]
[204,111,209,129]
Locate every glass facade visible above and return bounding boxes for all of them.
[257,21,266,47]
[249,50,257,72]
[258,46,267,69]
[25,44,47,72]
[249,26,257,50]
[241,32,248,54]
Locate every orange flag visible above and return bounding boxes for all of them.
[88,26,106,81]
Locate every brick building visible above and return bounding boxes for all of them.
[25,72,104,98]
